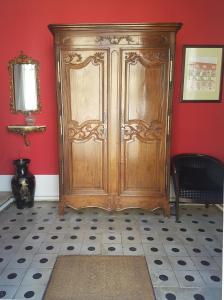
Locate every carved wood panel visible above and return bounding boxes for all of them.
[120,49,169,195]
[68,120,105,142]
[61,50,108,193]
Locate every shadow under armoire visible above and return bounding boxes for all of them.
[48,23,182,215]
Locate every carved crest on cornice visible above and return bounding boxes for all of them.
[96,35,135,45]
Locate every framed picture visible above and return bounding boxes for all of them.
[181,45,224,102]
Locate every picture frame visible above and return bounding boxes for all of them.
[181,45,224,102]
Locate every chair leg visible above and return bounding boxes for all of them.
[175,195,180,222]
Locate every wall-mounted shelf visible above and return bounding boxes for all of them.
[7,125,46,146]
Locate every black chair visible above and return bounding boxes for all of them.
[171,153,224,222]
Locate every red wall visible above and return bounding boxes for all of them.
[0,0,223,175]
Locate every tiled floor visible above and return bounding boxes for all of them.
[0,202,222,300]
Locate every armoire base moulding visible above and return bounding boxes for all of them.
[59,195,170,216]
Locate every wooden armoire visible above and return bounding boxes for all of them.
[49,23,182,215]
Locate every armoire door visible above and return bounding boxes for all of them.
[119,48,170,209]
[60,49,109,209]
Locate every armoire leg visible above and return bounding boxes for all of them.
[163,200,170,217]
[58,201,65,215]
[175,196,180,222]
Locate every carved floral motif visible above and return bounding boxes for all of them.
[107,195,121,210]
[96,35,134,45]
[125,51,168,65]
[68,120,105,142]
[63,53,82,64]
[63,52,104,65]
[122,120,162,142]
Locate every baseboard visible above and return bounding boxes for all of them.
[0,197,14,212]
[0,175,59,201]
[0,175,175,202]
[215,204,223,212]
[1,175,221,208]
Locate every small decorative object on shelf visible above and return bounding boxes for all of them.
[11,158,35,209]
[25,112,36,126]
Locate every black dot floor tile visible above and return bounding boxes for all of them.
[143,243,167,256]
[102,243,123,255]
[164,244,188,256]
[150,269,179,287]
[155,287,222,300]
[80,243,101,255]
[174,270,205,288]
[146,255,172,270]
[0,268,27,285]
[0,285,18,300]
[168,256,196,270]
[199,270,222,287]
[13,284,46,299]
[190,256,220,271]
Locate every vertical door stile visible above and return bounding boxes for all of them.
[108,49,119,199]
[120,49,126,196]
[58,51,64,190]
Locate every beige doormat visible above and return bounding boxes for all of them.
[43,255,155,300]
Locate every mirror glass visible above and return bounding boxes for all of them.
[9,52,41,114]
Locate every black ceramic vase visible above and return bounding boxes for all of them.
[11,159,35,209]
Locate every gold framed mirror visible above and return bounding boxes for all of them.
[8,52,41,114]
